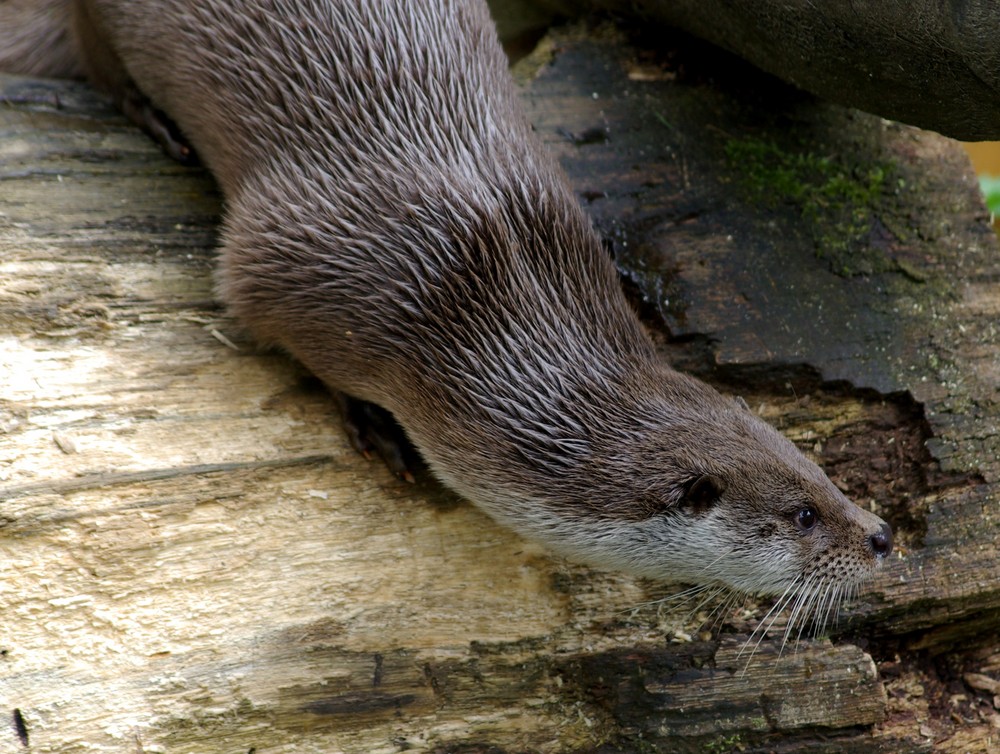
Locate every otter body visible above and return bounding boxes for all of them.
[4,1,891,609]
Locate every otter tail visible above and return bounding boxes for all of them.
[0,0,82,78]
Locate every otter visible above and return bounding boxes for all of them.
[1,0,892,625]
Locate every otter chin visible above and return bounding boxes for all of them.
[2,0,892,622]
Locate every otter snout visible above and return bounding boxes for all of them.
[840,495,893,563]
[868,521,893,559]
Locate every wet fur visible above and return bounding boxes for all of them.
[2,0,890,612]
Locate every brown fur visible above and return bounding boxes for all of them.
[0,0,82,78]
[2,0,892,618]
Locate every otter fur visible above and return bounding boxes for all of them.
[0,0,892,622]
[0,0,82,78]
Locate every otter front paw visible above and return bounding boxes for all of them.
[121,87,198,165]
[335,393,421,483]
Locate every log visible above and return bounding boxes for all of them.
[1,20,998,754]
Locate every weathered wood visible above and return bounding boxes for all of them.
[1,20,998,754]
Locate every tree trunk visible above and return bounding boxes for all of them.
[1,21,998,754]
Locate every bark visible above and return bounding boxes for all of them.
[1,22,998,754]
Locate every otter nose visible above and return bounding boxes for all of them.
[868,522,893,558]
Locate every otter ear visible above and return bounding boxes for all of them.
[734,395,750,411]
[681,474,726,513]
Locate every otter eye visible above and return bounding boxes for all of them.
[681,474,725,512]
[795,507,818,532]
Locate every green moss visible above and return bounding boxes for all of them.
[979,175,1000,215]
[724,137,895,276]
[703,732,745,753]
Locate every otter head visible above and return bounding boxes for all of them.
[667,400,892,593]
[541,371,893,630]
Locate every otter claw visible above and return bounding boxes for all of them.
[121,88,198,165]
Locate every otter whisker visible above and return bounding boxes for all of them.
[797,581,829,643]
[618,581,728,634]
[730,564,877,672]
[698,585,746,636]
[811,581,838,638]
[659,582,734,633]
[738,577,805,669]
[818,580,848,636]
[689,583,732,618]
[621,582,716,615]
[743,596,788,655]
[739,601,791,674]
[781,574,823,652]
[749,578,801,643]
[690,584,745,634]
[659,582,717,605]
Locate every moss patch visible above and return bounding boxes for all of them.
[703,732,746,753]
[724,137,896,276]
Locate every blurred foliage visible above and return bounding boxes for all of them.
[979,175,1000,216]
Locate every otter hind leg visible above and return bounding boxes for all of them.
[335,393,422,483]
